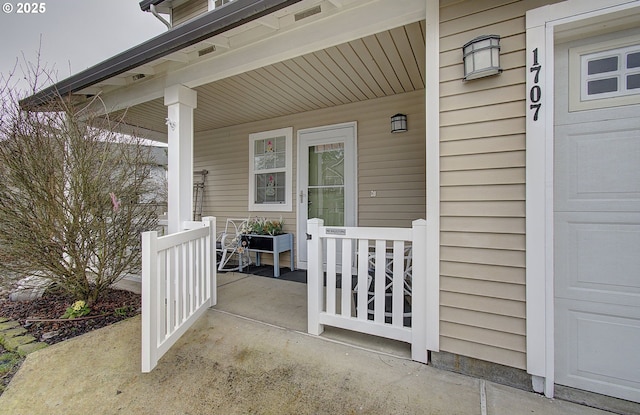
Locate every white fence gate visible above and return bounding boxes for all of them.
[307,218,427,363]
[141,217,216,372]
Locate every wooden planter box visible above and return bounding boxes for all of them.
[239,233,294,277]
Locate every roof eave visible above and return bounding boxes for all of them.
[139,0,168,12]
[20,0,302,110]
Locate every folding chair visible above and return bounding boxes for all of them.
[216,218,252,271]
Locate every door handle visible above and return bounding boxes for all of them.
[299,190,305,204]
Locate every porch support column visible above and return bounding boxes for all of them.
[425,0,440,352]
[164,84,197,234]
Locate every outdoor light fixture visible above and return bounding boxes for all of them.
[391,113,407,133]
[463,35,502,81]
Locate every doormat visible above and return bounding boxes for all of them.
[236,265,307,284]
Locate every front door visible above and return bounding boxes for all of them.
[554,30,640,402]
[297,122,356,269]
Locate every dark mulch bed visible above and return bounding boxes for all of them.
[0,286,141,346]
[0,285,140,394]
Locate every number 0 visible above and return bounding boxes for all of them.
[530,85,541,103]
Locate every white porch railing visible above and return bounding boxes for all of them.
[307,218,427,363]
[141,217,216,372]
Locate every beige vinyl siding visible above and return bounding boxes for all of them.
[437,0,559,370]
[194,89,425,266]
[172,0,208,26]
[358,90,425,227]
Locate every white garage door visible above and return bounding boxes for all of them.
[554,30,640,403]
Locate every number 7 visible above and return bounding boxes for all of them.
[530,65,541,83]
[530,104,541,121]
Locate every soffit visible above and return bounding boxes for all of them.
[119,20,425,135]
[84,0,355,97]
[20,0,305,109]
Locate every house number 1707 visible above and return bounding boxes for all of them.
[529,48,542,121]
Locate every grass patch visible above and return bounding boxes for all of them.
[0,350,23,394]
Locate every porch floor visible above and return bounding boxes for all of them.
[216,271,413,359]
[0,273,613,414]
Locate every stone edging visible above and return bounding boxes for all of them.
[0,318,48,356]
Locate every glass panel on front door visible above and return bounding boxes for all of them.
[308,143,344,226]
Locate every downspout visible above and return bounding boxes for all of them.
[150,4,172,30]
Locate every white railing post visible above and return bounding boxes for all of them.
[202,216,217,306]
[411,219,428,363]
[307,218,325,335]
[142,230,158,373]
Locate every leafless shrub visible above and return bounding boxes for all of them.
[0,59,159,305]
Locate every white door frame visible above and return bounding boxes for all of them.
[525,0,640,398]
[296,122,358,269]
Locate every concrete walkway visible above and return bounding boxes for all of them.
[0,274,615,415]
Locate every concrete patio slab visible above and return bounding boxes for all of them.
[0,309,613,415]
[217,273,412,359]
[216,273,307,332]
[485,381,611,415]
[0,272,617,414]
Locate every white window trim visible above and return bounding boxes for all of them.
[569,34,640,111]
[248,127,293,212]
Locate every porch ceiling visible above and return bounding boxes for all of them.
[119,20,425,135]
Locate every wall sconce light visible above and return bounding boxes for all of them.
[462,35,502,81]
[391,113,407,133]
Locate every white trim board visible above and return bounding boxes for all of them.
[424,0,440,353]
